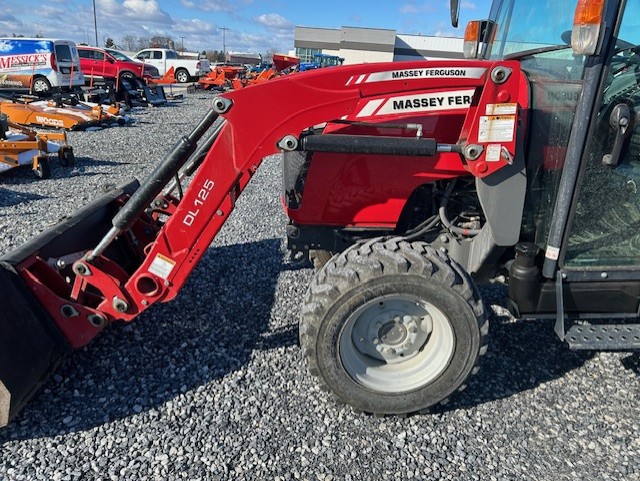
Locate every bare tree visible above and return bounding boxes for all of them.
[149,35,174,49]
[136,37,150,51]
[263,48,279,62]
[120,34,139,51]
[204,50,226,62]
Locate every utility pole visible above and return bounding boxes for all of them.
[180,36,185,52]
[92,0,99,47]
[219,27,229,59]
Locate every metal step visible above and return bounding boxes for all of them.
[565,323,640,350]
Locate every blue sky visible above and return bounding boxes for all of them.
[1,0,492,55]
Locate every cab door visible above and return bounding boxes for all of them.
[94,50,114,78]
[552,0,640,337]
[80,49,109,79]
[137,50,163,73]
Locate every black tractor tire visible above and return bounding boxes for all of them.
[175,68,190,83]
[31,76,51,95]
[58,146,75,167]
[308,249,336,269]
[300,237,488,415]
[32,156,51,179]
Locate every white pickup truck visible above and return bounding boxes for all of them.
[134,48,210,83]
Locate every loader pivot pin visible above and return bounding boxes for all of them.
[112,297,129,313]
[278,135,299,151]
[73,261,92,276]
[212,97,233,114]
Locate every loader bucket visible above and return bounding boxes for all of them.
[0,262,70,427]
[0,179,141,427]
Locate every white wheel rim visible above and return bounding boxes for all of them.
[339,294,455,393]
[33,80,48,92]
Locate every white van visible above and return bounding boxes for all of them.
[0,38,84,94]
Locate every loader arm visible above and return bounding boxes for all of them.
[0,59,527,426]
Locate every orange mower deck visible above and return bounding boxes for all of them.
[0,115,74,179]
[0,96,125,130]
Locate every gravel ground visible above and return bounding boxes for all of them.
[0,91,639,481]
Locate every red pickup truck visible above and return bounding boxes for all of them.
[77,46,159,83]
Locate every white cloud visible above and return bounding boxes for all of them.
[255,13,292,30]
[0,14,24,38]
[97,0,173,24]
[173,18,217,36]
[180,0,235,13]
[0,40,14,52]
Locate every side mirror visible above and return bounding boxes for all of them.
[450,0,460,28]
[107,56,115,64]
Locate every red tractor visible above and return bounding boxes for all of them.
[2,0,640,425]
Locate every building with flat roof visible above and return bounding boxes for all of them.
[294,26,463,64]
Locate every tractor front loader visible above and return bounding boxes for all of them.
[3,0,640,426]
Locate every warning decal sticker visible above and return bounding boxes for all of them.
[478,115,515,143]
[486,103,517,115]
[148,253,177,280]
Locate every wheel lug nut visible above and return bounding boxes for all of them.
[385,347,396,355]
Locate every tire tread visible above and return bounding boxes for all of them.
[300,236,488,416]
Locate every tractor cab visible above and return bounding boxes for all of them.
[460,0,640,345]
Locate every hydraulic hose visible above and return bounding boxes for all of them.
[439,180,482,237]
